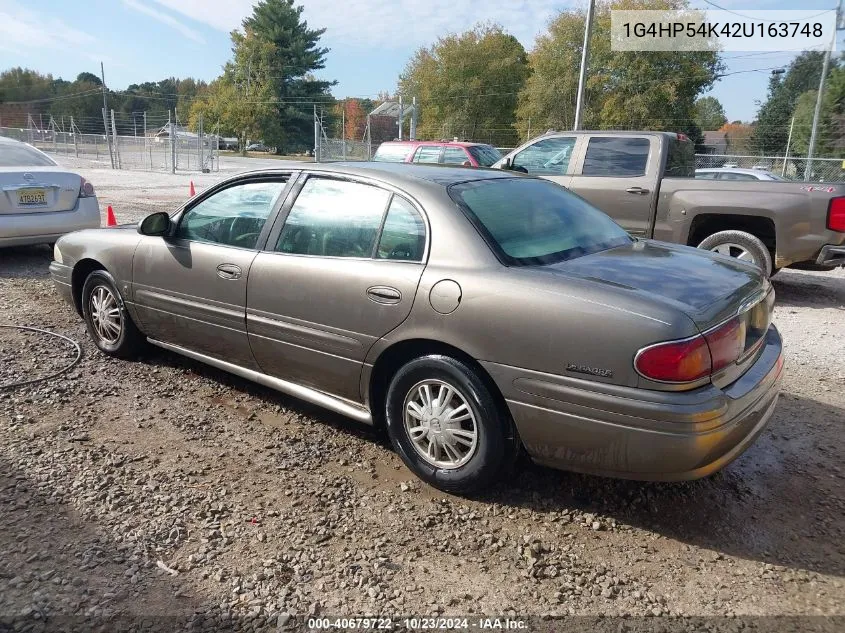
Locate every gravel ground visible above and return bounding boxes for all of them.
[1,159,844,631]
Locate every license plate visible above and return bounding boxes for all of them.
[18,188,47,205]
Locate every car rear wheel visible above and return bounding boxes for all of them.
[81,270,144,359]
[385,355,518,494]
[698,230,773,277]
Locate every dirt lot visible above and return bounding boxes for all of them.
[1,159,844,631]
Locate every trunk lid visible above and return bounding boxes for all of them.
[544,239,767,330]
[0,167,83,214]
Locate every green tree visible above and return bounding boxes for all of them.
[516,0,722,140]
[694,96,727,130]
[190,29,278,154]
[399,23,529,146]
[242,0,334,152]
[752,52,838,155]
[790,65,845,158]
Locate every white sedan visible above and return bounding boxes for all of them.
[695,167,787,181]
[0,136,100,248]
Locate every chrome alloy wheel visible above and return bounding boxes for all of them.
[89,285,122,344]
[710,242,756,264]
[403,379,478,469]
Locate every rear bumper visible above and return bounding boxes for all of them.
[815,244,845,267]
[0,197,100,247]
[482,326,784,481]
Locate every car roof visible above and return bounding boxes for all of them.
[377,140,491,148]
[236,161,519,188]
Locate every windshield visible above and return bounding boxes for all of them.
[449,178,632,266]
[0,143,58,167]
[373,143,412,162]
[467,144,502,167]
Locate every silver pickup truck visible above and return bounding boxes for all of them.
[496,131,845,276]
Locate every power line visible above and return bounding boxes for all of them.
[697,1,835,22]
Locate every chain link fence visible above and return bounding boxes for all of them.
[695,154,845,182]
[0,118,219,173]
[318,138,371,162]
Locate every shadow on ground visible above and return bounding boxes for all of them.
[772,270,845,309]
[144,346,845,581]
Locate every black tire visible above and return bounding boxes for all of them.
[385,354,519,494]
[698,230,773,277]
[81,270,145,359]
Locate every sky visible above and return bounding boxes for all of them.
[0,0,842,124]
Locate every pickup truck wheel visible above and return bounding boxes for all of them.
[698,230,773,277]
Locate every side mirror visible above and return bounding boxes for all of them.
[138,211,171,236]
[501,156,513,170]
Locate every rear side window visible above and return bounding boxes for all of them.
[695,171,718,180]
[582,137,650,177]
[413,146,441,163]
[276,178,390,258]
[512,137,576,175]
[450,178,631,266]
[665,137,695,177]
[719,172,756,181]
[442,147,470,165]
[376,196,426,261]
[373,143,412,162]
[177,180,285,249]
[0,143,58,167]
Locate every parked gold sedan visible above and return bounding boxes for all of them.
[50,163,783,493]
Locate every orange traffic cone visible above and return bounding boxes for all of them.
[189,180,196,197]
[106,205,117,227]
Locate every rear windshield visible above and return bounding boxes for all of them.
[449,178,632,266]
[665,137,695,178]
[467,144,502,167]
[0,143,57,167]
[372,143,412,162]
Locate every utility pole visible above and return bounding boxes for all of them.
[397,95,404,141]
[101,62,115,169]
[314,104,320,163]
[782,115,795,177]
[806,0,843,181]
[573,0,596,131]
[410,97,418,141]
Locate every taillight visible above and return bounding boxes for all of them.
[635,318,745,384]
[704,317,744,372]
[79,177,95,198]
[828,197,845,232]
[635,336,711,383]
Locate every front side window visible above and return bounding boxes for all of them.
[442,147,470,165]
[511,137,576,175]
[582,137,650,177]
[413,146,442,163]
[176,180,285,249]
[449,177,631,266]
[376,196,426,261]
[276,178,390,258]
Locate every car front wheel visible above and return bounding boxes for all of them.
[81,270,144,358]
[385,355,518,494]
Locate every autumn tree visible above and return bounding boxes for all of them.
[718,122,755,155]
[399,23,529,146]
[516,0,722,142]
[333,98,366,140]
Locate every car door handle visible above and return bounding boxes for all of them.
[216,263,242,280]
[367,286,402,305]
[626,187,650,195]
